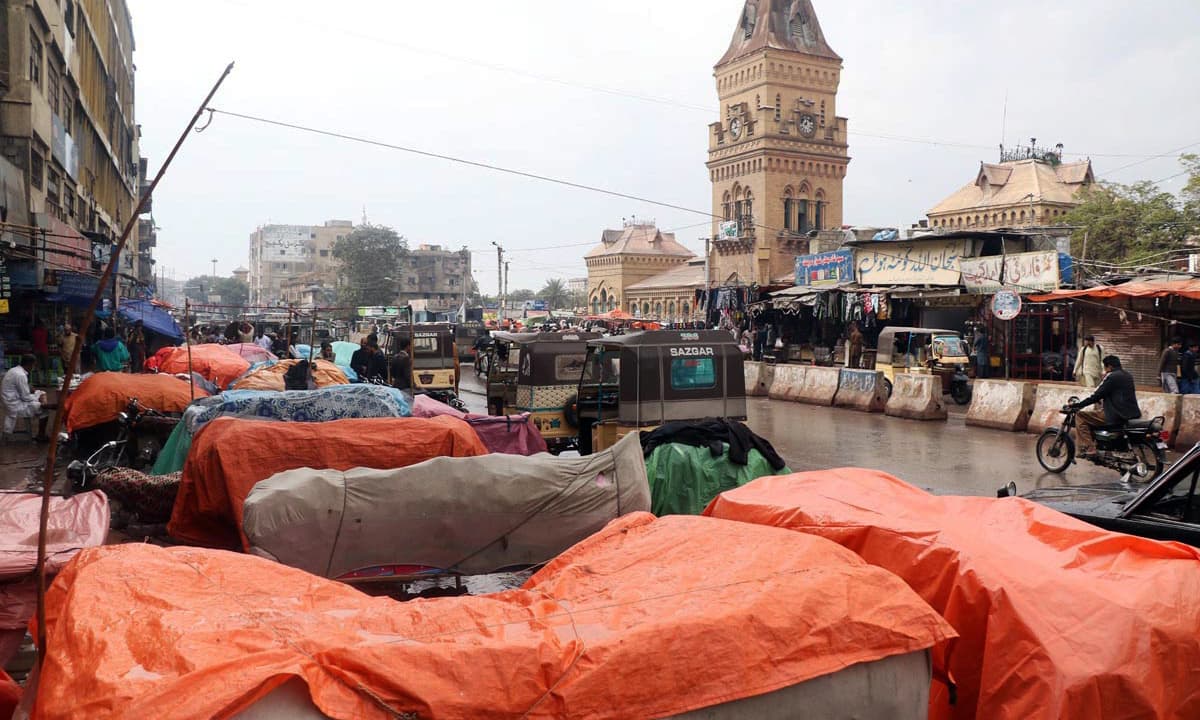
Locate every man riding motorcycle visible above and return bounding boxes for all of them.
[1067,355,1141,459]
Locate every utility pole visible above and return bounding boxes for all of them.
[491,241,504,323]
[211,257,218,279]
[504,261,510,326]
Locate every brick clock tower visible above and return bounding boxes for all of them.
[707,0,850,286]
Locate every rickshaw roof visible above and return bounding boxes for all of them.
[392,323,454,335]
[494,331,599,345]
[878,327,960,337]
[587,330,739,349]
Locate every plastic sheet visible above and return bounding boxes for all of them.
[705,469,1200,720]
[645,442,787,515]
[32,514,953,719]
[61,372,206,433]
[168,415,488,549]
[230,359,348,392]
[157,344,252,390]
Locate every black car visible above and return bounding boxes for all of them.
[1020,444,1200,547]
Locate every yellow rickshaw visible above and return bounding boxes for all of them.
[874,326,972,405]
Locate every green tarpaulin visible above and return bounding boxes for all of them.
[645,443,788,516]
[152,422,192,475]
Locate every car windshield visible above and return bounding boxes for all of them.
[1130,451,1200,522]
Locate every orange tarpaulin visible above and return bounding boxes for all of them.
[230,358,348,391]
[32,514,953,719]
[61,372,208,433]
[168,415,488,549]
[705,469,1200,720]
[1030,278,1200,302]
[157,344,251,389]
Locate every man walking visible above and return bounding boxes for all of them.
[1182,340,1200,394]
[1159,337,1183,394]
[1069,355,1141,460]
[1073,335,1103,388]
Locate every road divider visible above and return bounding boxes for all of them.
[885,374,948,421]
[744,361,774,397]
[1138,391,1181,446]
[966,380,1034,431]
[768,364,806,402]
[1026,384,1080,434]
[795,366,840,406]
[834,369,888,413]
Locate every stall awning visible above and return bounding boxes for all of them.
[1030,279,1200,302]
[117,298,184,342]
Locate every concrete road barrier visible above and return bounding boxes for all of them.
[1027,384,1083,434]
[1138,391,1181,445]
[744,361,774,397]
[768,364,806,401]
[1176,395,1200,451]
[795,366,840,406]
[966,380,1035,432]
[834,369,888,413]
[885,374,947,421]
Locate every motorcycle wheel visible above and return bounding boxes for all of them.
[951,383,972,406]
[882,379,893,398]
[1036,429,1074,474]
[1128,440,1165,482]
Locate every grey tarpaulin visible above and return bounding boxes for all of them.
[241,431,650,578]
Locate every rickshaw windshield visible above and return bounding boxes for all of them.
[932,336,966,358]
[554,354,588,383]
[583,348,620,385]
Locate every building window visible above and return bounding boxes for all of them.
[48,65,60,114]
[783,196,793,231]
[64,0,76,36]
[319,249,329,257]
[798,199,810,233]
[814,201,824,231]
[775,94,782,121]
[668,301,675,317]
[642,302,650,316]
[29,29,42,88]
[30,149,44,190]
[683,302,690,317]
[47,168,59,205]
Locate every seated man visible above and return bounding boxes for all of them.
[1069,355,1141,459]
[1,354,51,441]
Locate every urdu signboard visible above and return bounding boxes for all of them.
[960,251,1060,294]
[794,249,854,286]
[855,239,969,286]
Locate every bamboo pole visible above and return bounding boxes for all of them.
[34,63,235,668]
[185,298,195,401]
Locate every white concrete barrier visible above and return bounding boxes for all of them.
[966,380,1035,432]
[834,369,888,413]
[885,374,947,421]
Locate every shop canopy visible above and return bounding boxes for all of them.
[117,299,184,341]
[1030,278,1200,302]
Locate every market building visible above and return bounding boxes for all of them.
[248,220,354,306]
[624,260,706,323]
[584,221,695,317]
[927,144,1094,230]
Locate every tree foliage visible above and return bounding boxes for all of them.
[1062,157,1200,270]
[507,288,536,302]
[185,275,248,308]
[332,224,408,307]
[537,278,570,310]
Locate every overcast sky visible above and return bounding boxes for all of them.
[128,0,1200,295]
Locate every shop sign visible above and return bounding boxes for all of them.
[794,249,854,287]
[991,290,1022,321]
[855,239,968,286]
[719,221,739,239]
[961,251,1060,294]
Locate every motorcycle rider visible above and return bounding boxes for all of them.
[1068,355,1141,459]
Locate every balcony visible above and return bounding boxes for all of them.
[712,215,756,255]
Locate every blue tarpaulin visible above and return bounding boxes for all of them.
[117,299,183,342]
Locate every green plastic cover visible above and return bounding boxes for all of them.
[645,443,788,516]
[152,422,192,476]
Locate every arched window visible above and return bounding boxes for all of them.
[743,190,754,225]
[600,289,608,306]
[642,302,650,316]
[783,187,795,231]
[591,298,599,315]
[668,301,676,318]
[654,302,663,317]
[683,302,690,317]
[774,94,781,121]
[722,191,732,221]
[814,190,826,231]
[1019,210,1026,222]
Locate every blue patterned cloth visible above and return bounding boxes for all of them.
[152,385,412,475]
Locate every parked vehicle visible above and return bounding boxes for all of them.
[874,326,972,405]
[386,323,466,410]
[1019,443,1200,547]
[67,398,173,492]
[1034,398,1167,482]
[577,330,746,455]
[485,331,598,453]
[455,322,486,362]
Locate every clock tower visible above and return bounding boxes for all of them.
[707,0,850,286]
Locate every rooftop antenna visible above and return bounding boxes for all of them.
[1000,90,1008,156]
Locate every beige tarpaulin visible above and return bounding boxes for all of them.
[242,431,651,577]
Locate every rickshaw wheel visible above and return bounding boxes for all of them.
[882,379,893,398]
[563,395,580,428]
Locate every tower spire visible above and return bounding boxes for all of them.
[719,0,840,67]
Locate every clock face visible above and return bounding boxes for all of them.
[798,113,817,138]
[729,116,742,139]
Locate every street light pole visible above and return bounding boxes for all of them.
[211,258,218,279]
[491,241,504,324]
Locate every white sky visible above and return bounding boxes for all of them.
[127,0,1200,295]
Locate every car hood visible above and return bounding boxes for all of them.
[1021,484,1138,518]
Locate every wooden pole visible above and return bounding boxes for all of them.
[34,62,234,669]
[285,304,294,359]
[185,298,195,401]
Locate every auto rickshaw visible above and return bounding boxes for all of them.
[874,326,972,405]
[485,331,599,453]
[385,323,463,408]
[577,330,747,455]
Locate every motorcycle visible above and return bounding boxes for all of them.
[1035,398,1167,482]
[66,398,168,493]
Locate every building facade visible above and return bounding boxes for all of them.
[624,260,705,322]
[248,220,354,306]
[0,0,144,304]
[927,145,1094,230]
[584,221,694,316]
[707,0,849,287]
[395,244,472,309]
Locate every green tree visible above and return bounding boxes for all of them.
[508,288,536,302]
[537,278,570,310]
[333,224,408,307]
[1061,158,1200,271]
[184,275,248,308]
